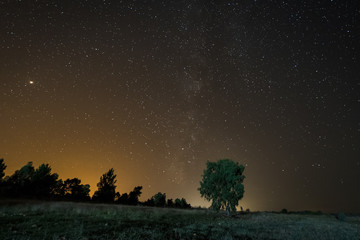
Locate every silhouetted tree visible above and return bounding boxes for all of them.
[52,179,65,198]
[116,186,143,205]
[281,208,288,214]
[143,192,166,207]
[174,198,191,209]
[153,192,166,207]
[6,162,35,197]
[115,192,120,202]
[0,159,7,197]
[199,159,245,215]
[167,198,174,207]
[128,186,142,205]
[32,163,60,198]
[116,193,129,204]
[143,197,154,206]
[3,162,61,199]
[93,168,117,203]
[63,178,91,201]
[0,159,6,182]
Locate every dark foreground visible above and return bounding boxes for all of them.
[0,201,359,240]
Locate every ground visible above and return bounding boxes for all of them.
[0,200,359,240]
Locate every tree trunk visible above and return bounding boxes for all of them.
[226,203,230,216]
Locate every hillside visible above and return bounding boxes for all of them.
[0,201,359,240]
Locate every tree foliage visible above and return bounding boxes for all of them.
[0,159,193,209]
[0,158,6,182]
[143,197,155,206]
[128,186,142,205]
[167,198,174,207]
[174,198,191,209]
[93,168,117,203]
[116,192,129,204]
[6,162,36,196]
[116,186,143,205]
[63,178,91,201]
[152,192,166,207]
[198,159,245,214]
[1,162,60,199]
[32,163,60,198]
[144,195,192,209]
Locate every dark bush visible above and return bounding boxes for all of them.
[335,213,346,221]
[281,208,288,214]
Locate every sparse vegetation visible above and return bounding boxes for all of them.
[0,201,359,240]
[336,212,347,222]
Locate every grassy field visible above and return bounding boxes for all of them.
[0,201,359,240]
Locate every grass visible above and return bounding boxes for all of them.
[0,200,359,240]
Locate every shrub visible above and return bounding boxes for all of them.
[335,213,346,221]
[281,208,288,214]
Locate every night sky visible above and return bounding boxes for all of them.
[1,0,359,212]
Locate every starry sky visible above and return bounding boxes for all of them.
[1,0,359,212]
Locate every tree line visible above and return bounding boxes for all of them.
[0,159,191,209]
[1,158,246,214]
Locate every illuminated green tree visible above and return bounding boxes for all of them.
[198,159,245,215]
